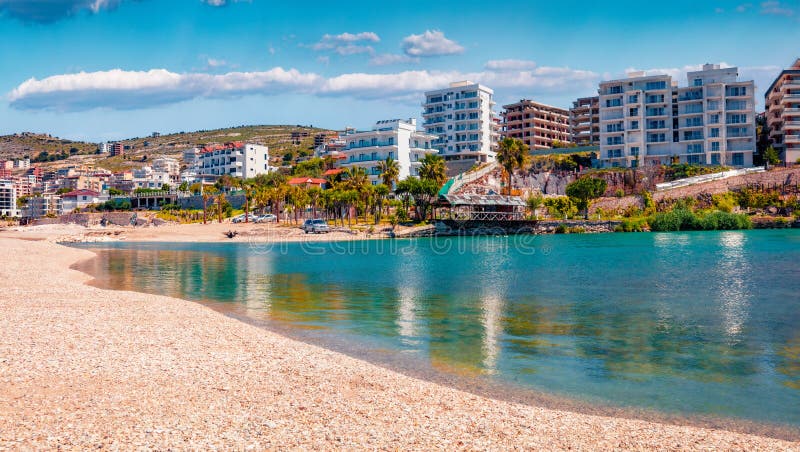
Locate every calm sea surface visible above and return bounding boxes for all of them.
[74,230,800,429]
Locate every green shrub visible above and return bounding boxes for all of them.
[650,208,751,232]
[568,226,586,234]
[619,217,647,232]
[555,224,568,234]
[712,193,737,213]
[615,189,625,198]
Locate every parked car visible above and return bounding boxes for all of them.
[232,213,257,223]
[302,218,330,234]
[255,214,277,223]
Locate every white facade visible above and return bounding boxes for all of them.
[151,157,181,178]
[0,180,19,217]
[183,148,200,168]
[199,142,271,178]
[422,81,498,163]
[14,158,30,169]
[598,65,755,168]
[339,119,438,185]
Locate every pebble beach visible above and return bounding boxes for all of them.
[0,236,797,450]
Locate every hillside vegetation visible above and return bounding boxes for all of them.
[0,125,333,172]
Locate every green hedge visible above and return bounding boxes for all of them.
[649,208,751,232]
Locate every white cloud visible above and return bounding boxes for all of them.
[202,0,251,6]
[369,54,419,66]
[8,68,321,111]
[736,3,753,12]
[401,30,464,57]
[0,0,121,23]
[305,32,380,59]
[7,63,601,111]
[206,58,227,68]
[485,59,538,71]
[310,32,380,52]
[760,1,795,16]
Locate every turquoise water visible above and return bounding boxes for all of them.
[75,230,800,429]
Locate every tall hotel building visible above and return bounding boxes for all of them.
[569,96,600,146]
[422,81,499,163]
[502,100,571,150]
[598,64,755,168]
[765,58,800,164]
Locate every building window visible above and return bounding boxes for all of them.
[711,142,720,152]
[732,153,744,166]
[711,153,720,165]
[630,147,640,156]
[645,81,667,90]
[710,128,720,138]
[629,107,639,116]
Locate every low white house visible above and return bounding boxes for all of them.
[61,189,109,212]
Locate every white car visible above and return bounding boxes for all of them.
[302,219,330,234]
[232,213,257,223]
[255,214,277,223]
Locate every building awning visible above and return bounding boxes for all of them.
[440,194,526,207]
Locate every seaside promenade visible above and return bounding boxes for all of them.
[0,236,797,449]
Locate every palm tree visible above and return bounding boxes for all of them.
[496,137,530,195]
[342,167,369,192]
[418,154,447,187]
[237,179,256,223]
[377,157,400,189]
[201,186,217,225]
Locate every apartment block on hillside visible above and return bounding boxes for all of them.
[339,119,438,186]
[569,96,600,146]
[422,81,499,163]
[598,64,755,168]
[502,100,572,150]
[765,58,800,163]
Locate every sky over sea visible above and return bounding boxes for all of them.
[0,0,798,142]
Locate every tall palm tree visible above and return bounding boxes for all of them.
[377,157,400,189]
[201,186,217,225]
[496,137,530,195]
[343,167,369,192]
[237,179,256,223]
[418,154,447,187]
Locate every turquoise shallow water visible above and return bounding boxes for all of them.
[74,230,800,429]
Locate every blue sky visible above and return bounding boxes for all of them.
[0,0,798,142]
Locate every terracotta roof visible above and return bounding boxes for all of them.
[288,177,326,185]
[63,189,100,198]
[323,168,344,176]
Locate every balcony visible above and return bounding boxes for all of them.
[787,135,800,144]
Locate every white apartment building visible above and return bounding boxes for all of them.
[339,119,438,186]
[183,148,200,168]
[598,64,755,168]
[131,166,173,190]
[199,142,271,178]
[151,157,181,181]
[0,180,19,217]
[422,81,498,163]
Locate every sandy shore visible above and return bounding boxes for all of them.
[0,221,393,244]
[0,237,797,450]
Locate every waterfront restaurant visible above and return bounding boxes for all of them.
[438,193,526,221]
